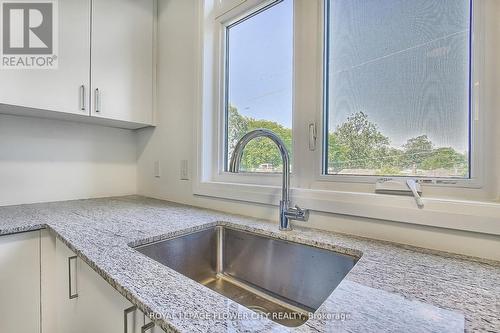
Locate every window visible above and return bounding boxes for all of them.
[197,0,496,230]
[224,0,293,173]
[323,0,472,179]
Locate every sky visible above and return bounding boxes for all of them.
[228,0,471,152]
[227,0,293,127]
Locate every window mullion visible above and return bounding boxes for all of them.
[291,0,323,190]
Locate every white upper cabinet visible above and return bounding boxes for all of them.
[0,0,155,128]
[91,0,155,125]
[0,0,91,116]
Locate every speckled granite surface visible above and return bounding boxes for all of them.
[0,196,499,332]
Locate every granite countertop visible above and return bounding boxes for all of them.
[0,196,499,332]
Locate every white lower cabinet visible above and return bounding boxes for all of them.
[1,230,165,333]
[0,231,41,333]
[49,235,166,333]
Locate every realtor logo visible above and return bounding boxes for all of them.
[1,0,58,69]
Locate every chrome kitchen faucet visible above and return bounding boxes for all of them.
[229,129,309,231]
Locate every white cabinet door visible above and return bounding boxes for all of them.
[0,231,41,333]
[78,256,134,333]
[0,0,91,116]
[54,237,83,333]
[91,0,154,125]
[52,236,139,333]
[41,230,57,333]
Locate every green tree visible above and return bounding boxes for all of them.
[402,135,433,169]
[376,146,404,172]
[227,106,249,157]
[331,112,390,170]
[241,118,292,171]
[328,132,349,172]
[229,107,468,177]
[227,106,292,171]
[421,147,468,175]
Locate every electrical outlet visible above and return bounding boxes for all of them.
[180,160,189,180]
[154,160,161,178]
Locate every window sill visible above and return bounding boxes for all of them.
[193,180,500,236]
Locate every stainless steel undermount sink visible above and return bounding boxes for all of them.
[135,226,358,327]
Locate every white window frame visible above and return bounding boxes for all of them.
[316,0,484,189]
[210,0,486,189]
[211,0,292,187]
[193,0,500,235]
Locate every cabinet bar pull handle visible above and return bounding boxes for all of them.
[68,256,78,299]
[80,85,86,111]
[95,88,100,113]
[141,322,155,333]
[124,306,137,333]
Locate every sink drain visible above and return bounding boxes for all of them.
[247,305,270,314]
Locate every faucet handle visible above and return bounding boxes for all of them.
[297,206,310,221]
[285,205,310,222]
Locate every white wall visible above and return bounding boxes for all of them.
[0,114,137,206]
[486,0,500,200]
[136,0,500,261]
